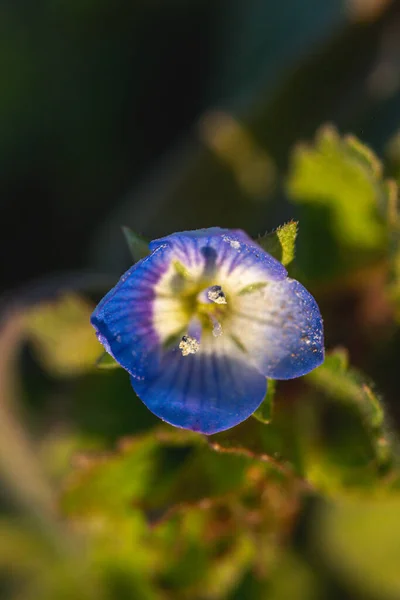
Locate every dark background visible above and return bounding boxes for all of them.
[3,0,400,293]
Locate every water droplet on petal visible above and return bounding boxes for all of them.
[207,285,227,304]
[222,235,240,249]
[212,321,223,337]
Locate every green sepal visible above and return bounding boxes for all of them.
[252,379,276,424]
[122,226,150,263]
[96,352,121,370]
[257,221,298,267]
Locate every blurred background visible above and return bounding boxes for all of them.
[1,0,400,598]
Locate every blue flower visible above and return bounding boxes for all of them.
[91,228,324,434]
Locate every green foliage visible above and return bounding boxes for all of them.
[24,294,102,376]
[384,166,400,319]
[252,380,276,424]
[307,349,386,439]
[288,126,387,250]
[296,349,399,498]
[286,126,394,280]
[61,435,158,518]
[57,426,301,599]
[257,221,298,267]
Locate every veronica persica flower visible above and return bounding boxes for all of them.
[91,228,324,434]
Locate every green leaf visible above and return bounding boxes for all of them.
[96,352,121,370]
[306,349,395,474]
[287,126,388,251]
[307,350,384,431]
[61,434,158,518]
[252,379,276,424]
[210,405,305,482]
[257,221,298,266]
[122,226,150,263]
[61,425,251,525]
[286,126,393,280]
[24,294,103,377]
[380,170,400,317]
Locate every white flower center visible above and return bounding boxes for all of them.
[178,284,228,356]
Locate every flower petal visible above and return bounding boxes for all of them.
[129,336,267,434]
[90,244,177,379]
[150,228,287,284]
[229,278,324,379]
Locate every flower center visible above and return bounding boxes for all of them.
[206,285,227,305]
[179,283,228,355]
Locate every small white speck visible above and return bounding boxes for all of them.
[116,335,122,343]
[222,235,240,249]
[179,335,200,356]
